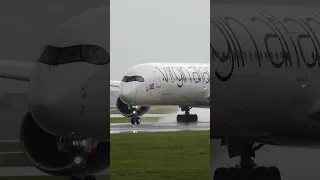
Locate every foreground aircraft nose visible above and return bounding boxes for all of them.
[119,84,137,105]
[29,99,73,135]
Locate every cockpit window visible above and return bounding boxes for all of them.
[122,76,145,82]
[58,46,83,64]
[38,45,110,65]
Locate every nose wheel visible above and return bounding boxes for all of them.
[130,106,141,125]
[131,116,141,124]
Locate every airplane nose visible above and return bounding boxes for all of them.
[29,95,75,137]
[119,84,137,105]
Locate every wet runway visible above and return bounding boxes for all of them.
[110,108,210,134]
[211,139,320,180]
[110,114,168,118]
[111,121,209,134]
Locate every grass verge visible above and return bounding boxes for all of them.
[0,175,108,180]
[0,131,209,180]
[111,130,209,180]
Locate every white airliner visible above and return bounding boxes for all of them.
[110,62,210,124]
[0,2,110,180]
[211,2,320,180]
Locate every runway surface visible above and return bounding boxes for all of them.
[110,114,167,118]
[211,139,320,180]
[110,108,210,134]
[111,121,209,134]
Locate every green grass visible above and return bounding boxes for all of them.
[111,131,209,180]
[0,142,30,166]
[0,177,66,180]
[0,142,20,152]
[0,131,209,180]
[110,117,159,123]
[110,106,178,114]
[0,175,108,180]
[0,152,29,166]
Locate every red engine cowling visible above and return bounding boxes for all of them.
[116,97,150,117]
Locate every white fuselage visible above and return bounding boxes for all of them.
[119,63,210,107]
[211,4,320,146]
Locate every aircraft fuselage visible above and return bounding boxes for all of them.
[119,63,210,107]
[211,4,320,146]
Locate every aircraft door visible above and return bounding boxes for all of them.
[296,61,308,88]
[153,71,161,88]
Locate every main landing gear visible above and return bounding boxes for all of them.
[213,140,281,180]
[177,106,198,123]
[130,106,141,125]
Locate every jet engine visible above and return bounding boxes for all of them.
[20,111,109,176]
[116,97,150,117]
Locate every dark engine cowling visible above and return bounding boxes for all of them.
[20,111,109,176]
[116,97,150,117]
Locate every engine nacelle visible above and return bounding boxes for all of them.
[20,111,109,176]
[116,97,150,117]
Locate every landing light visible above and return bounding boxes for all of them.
[81,140,87,146]
[74,157,82,164]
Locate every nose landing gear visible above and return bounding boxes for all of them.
[56,137,101,180]
[130,106,141,125]
[131,115,141,124]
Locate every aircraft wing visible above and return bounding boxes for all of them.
[0,60,121,87]
[0,60,34,82]
[110,80,121,88]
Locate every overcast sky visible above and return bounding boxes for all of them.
[110,0,210,81]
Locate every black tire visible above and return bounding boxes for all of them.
[177,114,198,123]
[255,167,269,180]
[190,114,198,122]
[268,166,281,180]
[131,117,135,124]
[136,117,141,124]
[213,167,228,180]
[177,115,183,123]
[227,167,238,180]
[69,176,82,180]
[85,175,96,180]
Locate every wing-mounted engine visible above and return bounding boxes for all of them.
[116,97,150,117]
[20,111,109,176]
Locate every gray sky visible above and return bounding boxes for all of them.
[110,0,210,81]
